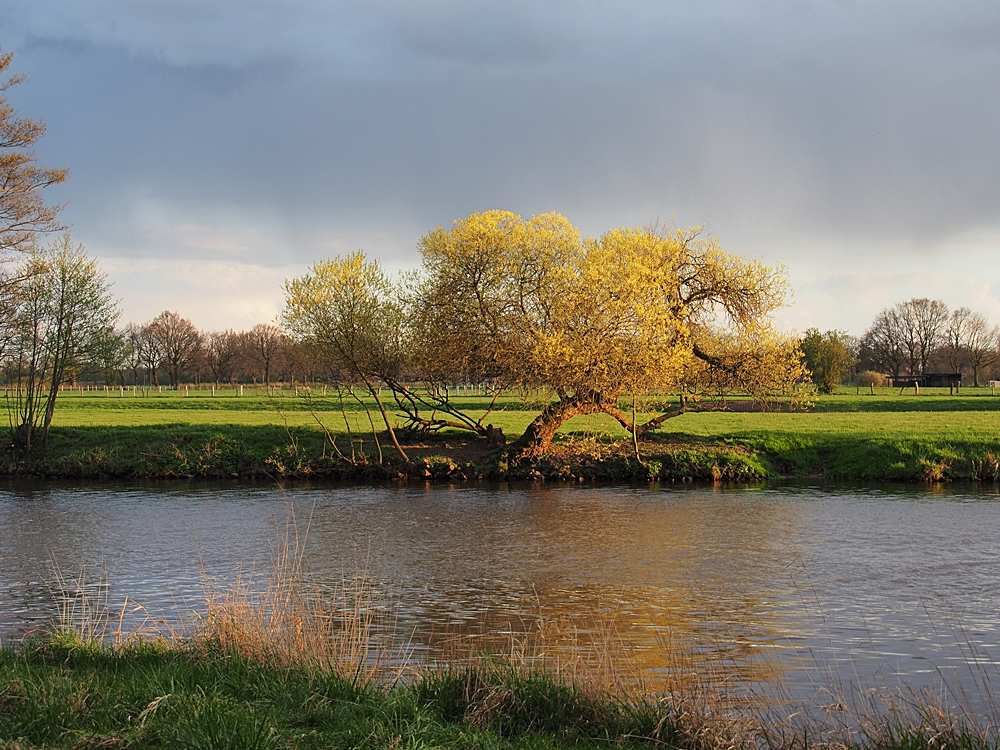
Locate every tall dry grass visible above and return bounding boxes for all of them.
[44,560,175,648]
[191,506,406,686]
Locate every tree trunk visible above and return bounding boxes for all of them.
[41,372,61,445]
[367,379,409,462]
[509,397,603,458]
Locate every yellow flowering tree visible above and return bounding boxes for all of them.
[284,211,806,462]
[412,211,805,456]
[282,252,409,462]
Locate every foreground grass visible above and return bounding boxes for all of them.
[0,635,675,750]
[3,633,997,750]
[2,386,999,481]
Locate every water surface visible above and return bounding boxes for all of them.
[2,480,999,711]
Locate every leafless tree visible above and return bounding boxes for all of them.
[147,310,203,388]
[945,308,1000,386]
[0,48,68,255]
[863,298,949,376]
[899,298,949,376]
[133,322,162,388]
[204,329,241,386]
[861,307,907,376]
[243,323,286,388]
[124,322,156,387]
[941,307,974,375]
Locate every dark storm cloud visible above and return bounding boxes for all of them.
[1,1,998,329]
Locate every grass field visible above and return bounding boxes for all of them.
[3,385,999,481]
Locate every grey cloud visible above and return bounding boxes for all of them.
[1,1,998,272]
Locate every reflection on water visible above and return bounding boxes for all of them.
[2,480,1000,709]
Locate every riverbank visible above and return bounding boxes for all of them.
[2,388,999,482]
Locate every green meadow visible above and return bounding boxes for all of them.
[3,385,999,481]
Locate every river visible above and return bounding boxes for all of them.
[2,480,999,715]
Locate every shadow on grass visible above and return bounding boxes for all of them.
[2,424,344,480]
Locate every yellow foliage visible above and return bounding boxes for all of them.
[414,212,795,403]
[282,211,805,453]
[282,252,405,378]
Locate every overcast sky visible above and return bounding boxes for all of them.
[2,1,999,334]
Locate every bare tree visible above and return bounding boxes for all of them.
[965,320,1000,387]
[861,307,907,377]
[863,298,948,377]
[243,323,286,388]
[125,322,158,388]
[133,322,162,388]
[899,298,949,376]
[953,309,1000,386]
[204,329,241,386]
[0,48,68,255]
[941,307,974,375]
[148,310,202,388]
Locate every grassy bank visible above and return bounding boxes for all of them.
[4,636,995,750]
[2,386,999,481]
[0,636,674,750]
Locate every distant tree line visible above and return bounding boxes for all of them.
[96,317,301,390]
[0,233,316,450]
[800,298,1000,392]
[860,299,999,386]
[1,264,328,399]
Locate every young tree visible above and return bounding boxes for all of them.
[800,328,857,394]
[147,311,202,388]
[0,48,68,255]
[6,235,118,449]
[283,253,409,461]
